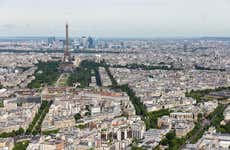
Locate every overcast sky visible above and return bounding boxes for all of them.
[0,0,230,38]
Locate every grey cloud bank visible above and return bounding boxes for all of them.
[0,0,230,37]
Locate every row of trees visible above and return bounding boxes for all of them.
[208,104,229,133]
[112,63,182,71]
[105,66,172,131]
[32,100,52,135]
[42,129,59,135]
[119,84,147,116]
[194,65,225,72]
[26,100,52,135]
[105,67,147,116]
[75,124,88,129]
[158,122,205,149]
[0,102,51,138]
[0,127,24,138]
[159,117,205,149]
[184,104,227,146]
[28,61,61,89]
[0,83,3,89]
[105,66,118,86]
[185,87,230,102]
[94,67,102,86]
[0,99,3,107]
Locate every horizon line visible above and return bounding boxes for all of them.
[1,35,230,40]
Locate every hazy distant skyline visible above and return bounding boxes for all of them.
[1,0,230,38]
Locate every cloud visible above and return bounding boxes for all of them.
[0,0,230,37]
[0,24,17,29]
[0,24,30,30]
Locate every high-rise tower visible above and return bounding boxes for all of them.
[59,23,74,73]
[63,23,71,62]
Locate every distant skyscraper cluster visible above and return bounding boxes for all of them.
[46,23,131,51]
[79,36,95,49]
[47,36,95,51]
[48,37,56,45]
